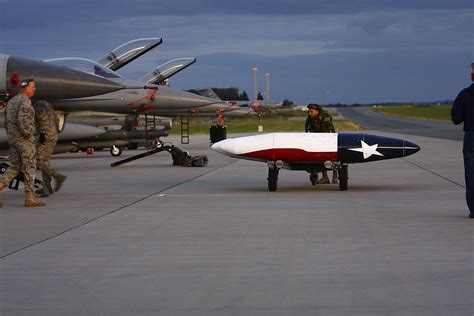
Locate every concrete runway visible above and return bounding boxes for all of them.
[338,106,463,141]
[0,133,472,315]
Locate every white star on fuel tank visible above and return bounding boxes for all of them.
[348,140,384,159]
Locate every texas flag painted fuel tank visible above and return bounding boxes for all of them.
[212,133,420,164]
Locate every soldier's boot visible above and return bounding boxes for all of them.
[24,192,46,207]
[42,172,53,196]
[332,170,339,184]
[53,174,67,192]
[317,171,330,184]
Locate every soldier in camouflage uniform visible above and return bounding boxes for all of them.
[305,103,338,184]
[0,79,45,207]
[34,100,66,194]
[305,103,336,133]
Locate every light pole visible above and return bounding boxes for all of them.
[252,67,259,107]
[265,73,270,107]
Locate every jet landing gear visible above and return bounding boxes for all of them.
[110,145,123,157]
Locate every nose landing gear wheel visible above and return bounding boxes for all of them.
[268,167,279,192]
[110,145,123,157]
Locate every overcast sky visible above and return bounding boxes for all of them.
[0,0,472,104]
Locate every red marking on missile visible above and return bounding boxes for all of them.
[242,148,338,162]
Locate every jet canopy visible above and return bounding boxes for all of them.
[97,38,163,71]
[139,58,196,84]
[44,58,123,79]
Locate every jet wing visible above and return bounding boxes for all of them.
[97,38,163,71]
[139,58,196,84]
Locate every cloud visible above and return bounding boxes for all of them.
[0,1,472,103]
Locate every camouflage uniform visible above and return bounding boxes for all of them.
[305,109,335,133]
[305,108,338,184]
[35,101,60,176]
[0,93,37,193]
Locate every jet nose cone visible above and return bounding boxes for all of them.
[155,86,218,109]
[403,140,420,157]
[7,56,124,99]
[212,139,236,156]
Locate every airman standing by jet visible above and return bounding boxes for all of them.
[34,100,66,195]
[451,63,474,219]
[305,103,338,184]
[0,79,46,207]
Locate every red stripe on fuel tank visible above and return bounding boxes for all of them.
[242,148,338,162]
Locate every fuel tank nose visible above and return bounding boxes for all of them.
[403,140,421,157]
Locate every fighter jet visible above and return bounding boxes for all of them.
[49,39,251,155]
[44,57,217,113]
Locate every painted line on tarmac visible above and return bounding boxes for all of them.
[0,161,237,260]
[403,158,465,189]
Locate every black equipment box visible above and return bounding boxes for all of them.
[210,125,227,143]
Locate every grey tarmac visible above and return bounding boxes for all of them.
[0,133,472,315]
[338,106,463,141]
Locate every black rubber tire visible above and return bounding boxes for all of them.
[110,146,123,157]
[268,168,279,192]
[310,173,317,185]
[339,165,348,191]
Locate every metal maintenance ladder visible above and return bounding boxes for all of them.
[144,113,157,148]
[180,116,190,144]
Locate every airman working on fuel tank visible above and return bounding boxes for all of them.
[0,79,46,207]
[305,103,338,184]
[34,100,66,195]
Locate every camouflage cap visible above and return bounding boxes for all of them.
[307,103,321,110]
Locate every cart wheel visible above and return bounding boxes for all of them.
[339,165,348,191]
[34,179,49,196]
[268,167,279,192]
